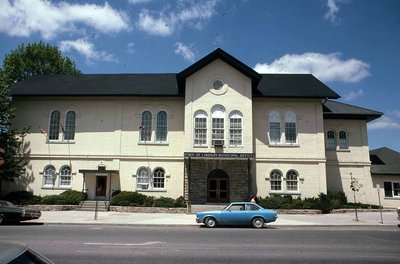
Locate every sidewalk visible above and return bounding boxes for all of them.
[27,210,400,227]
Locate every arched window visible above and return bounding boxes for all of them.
[326,130,336,150]
[194,111,207,146]
[211,105,225,146]
[153,168,165,189]
[156,111,168,142]
[59,165,72,187]
[269,111,281,144]
[137,167,150,189]
[270,170,282,191]
[285,111,297,144]
[43,165,56,187]
[286,170,299,192]
[339,130,348,149]
[140,111,152,142]
[64,111,76,140]
[229,111,243,146]
[49,111,60,140]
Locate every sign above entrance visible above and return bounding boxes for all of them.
[184,152,255,159]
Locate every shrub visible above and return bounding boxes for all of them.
[154,197,175,207]
[3,191,34,205]
[58,190,87,205]
[173,196,185,208]
[41,195,60,205]
[144,196,156,207]
[111,190,121,198]
[110,191,147,206]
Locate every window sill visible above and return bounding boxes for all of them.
[384,197,400,200]
[46,140,75,144]
[41,186,72,190]
[136,189,167,192]
[337,149,350,152]
[268,143,300,148]
[193,145,209,148]
[138,142,169,146]
[269,191,301,196]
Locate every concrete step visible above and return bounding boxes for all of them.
[77,201,109,212]
[190,204,228,213]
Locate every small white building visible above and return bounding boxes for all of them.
[6,48,394,207]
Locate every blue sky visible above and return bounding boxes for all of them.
[1,0,399,151]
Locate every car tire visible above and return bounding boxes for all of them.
[204,217,217,228]
[0,215,5,225]
[252,217,264,229]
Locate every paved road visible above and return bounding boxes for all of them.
[1,224,399,263]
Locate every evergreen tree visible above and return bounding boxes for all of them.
[0,42,80,195]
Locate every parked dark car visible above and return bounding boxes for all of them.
[196,202,278,228]
[0,200,41,224]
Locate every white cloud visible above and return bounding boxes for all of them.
[368,115,400,130]
[175,42,196,62]
[127,42,135,54]
[128,0,152,5]
[59,39,117,64]
[0,0,130,39]
[254,52,370,83]
[343,89,364,101]
[324,0,340,23]
[137,0,219,36]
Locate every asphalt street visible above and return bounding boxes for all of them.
[1,224,399,263]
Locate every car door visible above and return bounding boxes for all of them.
[221,204,248,225]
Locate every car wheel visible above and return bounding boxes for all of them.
[0,215,5,225]
[252,217,264,229]
[204,217,217,228]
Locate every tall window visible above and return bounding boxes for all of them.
[156,111,168,142]
[194,111,207,146]
[43,165,56,187]
[285,111,297,144]
[269,111,281,144]
[286,170,299,191]
[59,165,72,187]
[339,130,348,149]
[137,167,150,189]
[64,111,76,140]
[270,170,282,191]
[326,130,336,150]
[153,168,165,189]
[211,106,225,146]
[140,111,152,142]
[384,182,400,197]
[229,112,242,146]
[49,111,60,140]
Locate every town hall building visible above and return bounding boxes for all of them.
[6,48,391,207]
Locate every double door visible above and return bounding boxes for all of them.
[208,178,229,203]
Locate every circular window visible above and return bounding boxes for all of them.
[212,79,224,90]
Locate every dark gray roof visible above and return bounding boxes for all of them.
[370,147,400,176]
[323,100,382,122]
[11,74,179,97]
[256,74,340,99]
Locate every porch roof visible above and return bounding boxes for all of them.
[78,169,119,174]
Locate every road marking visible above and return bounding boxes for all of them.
[84,241,165,246]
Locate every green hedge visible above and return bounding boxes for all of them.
[110,191,185,208]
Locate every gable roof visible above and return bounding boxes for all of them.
[370,147,400,175]
[10,74,179,97]
[177,48,261,95]
[323,100,382,122]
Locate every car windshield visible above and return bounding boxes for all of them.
[0,201,14,207]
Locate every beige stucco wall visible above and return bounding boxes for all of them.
[184,59,253,154]
[371,175,400,208]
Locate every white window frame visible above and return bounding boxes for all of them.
[286,170,299,192]
[156,110,168,143]
[384,181,400,198]
[43,165,56,188]
[229,111,243,146]
[284,111,297,144]
[269,111,281,144]
[136,167,150,190]
[270,170,282,191]
[48,111,60,140]
[211,105,225,146]
[153,167,165,189]
[338,130,349,149]
[64,111,76,141]
[59,165,72,188]
[140,110,152,142]
[194,111,208,146]
[326,130,336,150]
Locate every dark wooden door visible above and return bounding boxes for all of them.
[208,178,229,203]
[96,176,107,197]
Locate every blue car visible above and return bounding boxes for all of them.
[196,202,278,228]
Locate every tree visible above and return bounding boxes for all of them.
[0,42,80,195]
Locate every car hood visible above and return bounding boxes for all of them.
[196,210,222,215]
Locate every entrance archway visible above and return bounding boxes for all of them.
[207,169,229,203]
